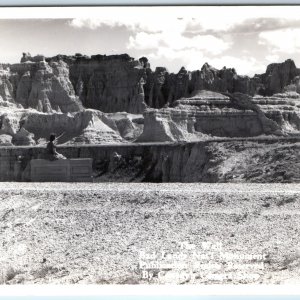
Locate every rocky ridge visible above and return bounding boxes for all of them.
[4,53,300,113]
[144,59,300,108]
[0,54,300,146]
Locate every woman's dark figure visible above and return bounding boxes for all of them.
[46,134,66,160]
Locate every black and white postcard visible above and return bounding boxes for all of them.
[0,5,299,287]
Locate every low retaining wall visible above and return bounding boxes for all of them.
[0,137,299,182]
[0,143,162,181]
[31,159,93,182]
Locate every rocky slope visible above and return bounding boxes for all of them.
[93,139,300,183]
[0,103,125,146]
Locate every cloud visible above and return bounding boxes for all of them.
[148,47,205,72]
[69,7,300,34]
[230,18,300,34]
[128,32,164,50]
[259,28,300,54]
[66,6,300,75]
[113,8,232,67]
[265,54,280,62]
[207,56,265,76]
[68,7,188,34]
[184,17,300,38]
[69,17,162,33]
[149,47,204,62]
[127,31,230,55]
[148,47,264,76]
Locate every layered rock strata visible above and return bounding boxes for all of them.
[137,90,300,142]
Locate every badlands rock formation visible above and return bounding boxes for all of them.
[262,59,300,95]
[0,102,125,146]
[48,53,147,114]
[0,65,14,103]
[3,53,300,114]
[137,90,300,142]
[1,53,300,146]
[144,59,300,108]
[10,54,82,113]
[0,53,300,184]
[0,54,149,146]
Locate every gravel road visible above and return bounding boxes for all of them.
[0,183,299,284]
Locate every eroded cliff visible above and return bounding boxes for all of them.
[3,53,300,114]
[49,53,147,114]
[137,90,300,142]
[1,53,300,146]
[10,55,83,113]
[143,59,300,108]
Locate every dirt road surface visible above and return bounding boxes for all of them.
[0,183,299,284]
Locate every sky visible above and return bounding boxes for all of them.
[1,6,300,75]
